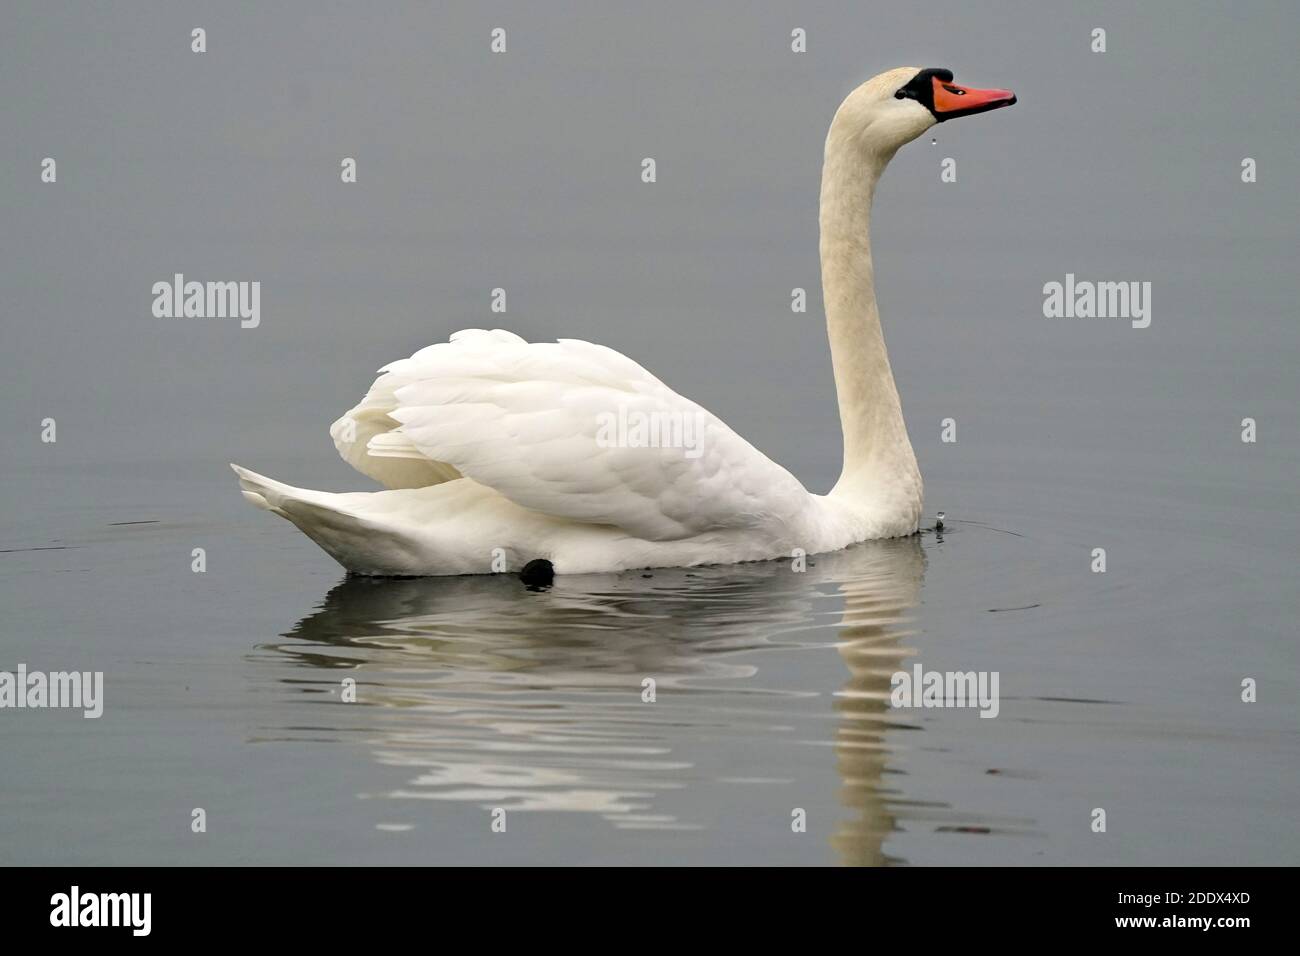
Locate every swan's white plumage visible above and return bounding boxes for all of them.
[336,330,808,542]
[228,66,1003,576]
[233,321,906,575]
[327,361,461,490]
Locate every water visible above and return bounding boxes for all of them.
[2,418,1296,865]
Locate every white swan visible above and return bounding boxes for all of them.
[232,67,1015,577]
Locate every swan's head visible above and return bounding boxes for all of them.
[832,66,1016,158]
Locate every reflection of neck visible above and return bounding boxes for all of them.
[829,536,926,866]
[819,132,918,502]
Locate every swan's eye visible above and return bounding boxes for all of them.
[895,89,915,100]
[942,85,965,95]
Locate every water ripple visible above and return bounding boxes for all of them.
[252,537,990,863]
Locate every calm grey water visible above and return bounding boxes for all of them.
[3,379,1296,865]
[2,2,1298,865]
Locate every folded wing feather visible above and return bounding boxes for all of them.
[332,328,810,540]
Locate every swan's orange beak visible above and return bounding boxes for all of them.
[930,77,1017,121]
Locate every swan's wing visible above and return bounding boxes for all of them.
[327,333,539,489]
[342,328,810,540]
[330,375,463,490]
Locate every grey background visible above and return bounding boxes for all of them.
[4,1,1296,486]
[1,1,1297,865]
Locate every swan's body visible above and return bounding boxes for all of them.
[233,67,1015,576]
[232,330,914,576]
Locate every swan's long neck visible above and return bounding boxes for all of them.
[820,133,920,508]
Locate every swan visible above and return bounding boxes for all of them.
[232,67,1016,576]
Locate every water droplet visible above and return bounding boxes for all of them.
[930,137,937,145]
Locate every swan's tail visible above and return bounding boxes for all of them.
[230,463,402,573]
[228,463,361,522]
[231,463,532,576]
[232,463,301,515]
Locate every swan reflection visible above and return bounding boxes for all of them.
[260,536,929,863]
